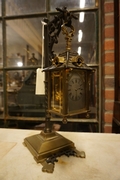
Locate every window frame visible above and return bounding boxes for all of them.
[0,0,101,132]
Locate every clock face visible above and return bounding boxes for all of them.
[68,77,84,101]
[68,70,86,112]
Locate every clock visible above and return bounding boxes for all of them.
[68,71,84,101]
[24,8,94,172]
[42,12,94,119]
[67,70,86,114]
[45,62,92,120]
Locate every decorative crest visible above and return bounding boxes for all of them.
[44,7,78,61]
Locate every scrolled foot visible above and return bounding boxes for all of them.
[73,148,86,158]
[42,161,54,173]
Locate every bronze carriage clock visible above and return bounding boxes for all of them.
[24,7,94,173]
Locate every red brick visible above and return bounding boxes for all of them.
[104,52,114,62]
[102,1,114,134]
[105,101,114,111]
[105,90,114,99]
[104,124,112,133]
[104,113,113,123]
[104,2,114,13]
[105,14,114,25]
[105,26,114,38]
[105,65,114,75]
[105,40,114,50]
[104,78,114,88]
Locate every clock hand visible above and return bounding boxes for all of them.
[75,87,83,91]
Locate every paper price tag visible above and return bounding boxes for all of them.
[35,68,45,95]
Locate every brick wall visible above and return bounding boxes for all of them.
[101,0,114,133]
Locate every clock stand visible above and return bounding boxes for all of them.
[24,117,85,173]
[24,7,94,173]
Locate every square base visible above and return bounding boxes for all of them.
[24,131,74,163]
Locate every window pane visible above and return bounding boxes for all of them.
[6,18,43,67]
[0,71,3,117]
[50,0,96,11]
[52,12,97,64]
[89,68,98,119]
[0,0,1,16]
[6,0,46,16]
[47,12,98,120]
[7,70,45,117]
[0,22,2,67]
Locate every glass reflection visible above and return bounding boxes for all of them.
[0,21,2,67]
[0,71,3,117]
[50,0,96,11]
[6,18,43,67]
[0,0,1,16]
[52,12,97,64]
[73,68,97,119]
[7,70,45,117]
[6,0,46,16]
[89,68,98,119]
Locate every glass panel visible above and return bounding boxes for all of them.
[68,70,86,112]
[119,0,120,86]
[6,0,46,16]
[0,71,3,117]
[50,71,63,113]
[7,70,45,117]
[0,0,1,16]
[0,21,2,67]
[69,67,97,120]
[6,18,43,67]
[89,68,98,119]
[50,0,96,11]
[51,12,97,64]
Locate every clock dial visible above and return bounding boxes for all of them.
[68,70,86,113]
[68,75,84,101]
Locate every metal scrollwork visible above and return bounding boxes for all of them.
[46,7,78,61]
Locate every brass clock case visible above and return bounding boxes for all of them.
[44,53,94,119]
